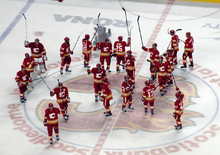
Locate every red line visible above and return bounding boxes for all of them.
[91,1,175,154]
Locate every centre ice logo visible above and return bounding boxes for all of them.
[36,73,202,132]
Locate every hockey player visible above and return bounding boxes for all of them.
[15,65,31,103]
[100,78,113,117]
[50,82,70,121]
[173,87,184,130]
[44,103,61,144]
[157,56,169,96]
[142,43,160,81]
[87,63,106,102]
[125,50,136,88]
[24,38,47,73]
[97,38,112,72]
[121,75,134,112]
[181,32,194,68]
[165,49,174,87]
[22,53,36,90]
[170,30,180,65]
[60,37,73,74]
[141,80,156,115]
[113,36,130,72]
[82,34,93,68]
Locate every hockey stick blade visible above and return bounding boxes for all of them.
[122,7,126,11]
[176,29,182,31]
[146,59,150,62]
[72,31,83,51]
[137,15,140,21]
[22,13,26,20]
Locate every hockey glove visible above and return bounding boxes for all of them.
[50,91,54,97]
[67,97,70,103]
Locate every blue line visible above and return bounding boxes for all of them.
[0,0,35,44]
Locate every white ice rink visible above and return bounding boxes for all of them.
[1,0,220,155]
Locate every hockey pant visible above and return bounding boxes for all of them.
[116,56,125,70]
[33,57,46,73]
[100,56,111,70]
[173,50,178,63]
[158,76,167,92]
[182,51,193,66]
[150,63,156,79]
[143,100,154,111]
[103,99,111,114]
[174,114,182,127]
[47,123,59,141]
[122,95,132,108]
[94,82,103,97]
[18,85,27,98]
[61,56,71,71]
[83,54,91,66]
[58,101,68,117]
[127,70,135,86]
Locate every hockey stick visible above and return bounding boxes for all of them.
[137,15,144,47]
[129,26,133,51]
[167,28,185,43]
[22,13,28,41]
[33,71,49,81]
[35,69,51,91]
[167,28,182,35]
[172,73,177,87]
[91,13,101,42]
[72,31,83,51]
[122,7,130,37]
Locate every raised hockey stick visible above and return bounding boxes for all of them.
[137,15,144,47]
[167,28,182,35]
[167,28,185,43]
[22,13,28,41]
[122,7,130,37]
[35,69,51,91]
[91,13,101,42]
[129,26,133,51]
[72,31,83,51]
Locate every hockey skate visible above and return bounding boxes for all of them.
[151,110,154,115]
[65,68,71,72]
[180,65,187,68]
[132,84,135,89]
[163,88,167,92]
[56,137,59,141]
[106,69,111,72]
[160,91,164,96]
[60,70,63,75]
[20,97,26,103]
[50,140,53,144]
[176,126,182,130]
[95,96,98,102]
[106,112,112,117]
[64,115,68,121]
[122,108,126,112]
[189,62,194,67]
[128,106,134,111]
[104,111,108,114]
[145,109,148,113]
[116,69,121,73]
